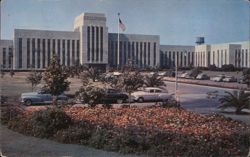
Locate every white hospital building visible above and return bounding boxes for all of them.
[0,12,249,70]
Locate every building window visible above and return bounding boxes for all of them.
[143,42,146,66]
[221,50,223,66]
[27,38,30,68]
[128,42,131,59]
[135,42,138,65]
[57,39,61,63]
[87,26,90,61]
[140,42,142,68]
[100,27,103,62]
[62,40,65,65]
[77,40,80,65]
[67,40,70,66]
[124,41,127,65]
[47,39,51,65]
[3,48,6,68]
[173,51,175,66]
[37,39,40,68]
[18,38,22,68]
[52,39,56,55]
[246,49,248,67]
[153,42,156,66]
[32,38,36,68]
[148,42,150,65]
[96,26,99,61]
[119,41,122,66]
[42,39,45,68]
[92,26,95,61]
[224,50,227,65]
[72,40,75,65]
[132,42,135,65]
[8,48,13,69]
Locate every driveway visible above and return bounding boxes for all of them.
[0,124,144,157]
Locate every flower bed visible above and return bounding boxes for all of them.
[3,105,250,156]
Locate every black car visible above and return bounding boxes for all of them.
[102,88,128,104]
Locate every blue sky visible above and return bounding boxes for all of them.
[1,0,249,45]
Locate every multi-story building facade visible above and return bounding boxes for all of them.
[160,45,195,68]
[194,41,250,68]
[0,40,13,69]
[0,12,249,70]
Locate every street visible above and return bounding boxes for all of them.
[164,81,250,124]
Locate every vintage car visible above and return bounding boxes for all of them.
[20,90,68,105]
[131,87,170,103]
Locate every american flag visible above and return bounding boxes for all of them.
[119,18,126,32]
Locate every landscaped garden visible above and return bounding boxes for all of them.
[1,104,250,157]
[1,55,250,157]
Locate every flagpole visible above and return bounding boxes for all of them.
[117,13,120,69]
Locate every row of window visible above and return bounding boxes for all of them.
[2,47,13,68]
[161,51,194,67]
[87,26,104,62]
[18,38,80,68]
[195,52,209,67]
[235,49,249,67]
[108,41,156,68]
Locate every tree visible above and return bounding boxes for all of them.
[189,67,202,78]
[243,68,250,88]
[144,73,165,87]
[221,64,235,71]
[26,70,42,91]
[219,90,250,114]
[120,71,144,104]
[9,70,15,77]
[208,64,217,71]
[82,67,100,82]
[43,55,70,105]
[76,84,105,107]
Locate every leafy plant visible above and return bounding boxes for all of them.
[26,70,42,91]
[81,67,101,82]
[120,71,144,104]
[43,55,70,105]
[243,68,250,88]
[76,85,105,107]
[144,73,165,87]
[30,107,72,138]
[189,67,202,78]
[219,90,250,114]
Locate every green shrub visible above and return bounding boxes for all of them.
[30,107,71,138]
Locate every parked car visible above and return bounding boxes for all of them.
[237,76,245,84]
[102,88,129,103]
[131,87,170,103]
[210,74,225,82]
[158,72,167,76]
[21,90,68,105]
[179,72,189,78]
[196,73,210,80]
[222,76,237,82]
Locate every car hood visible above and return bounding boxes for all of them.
[131,91,147,95]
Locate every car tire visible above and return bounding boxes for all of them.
[25,99,32,106]
[138,97,144,103]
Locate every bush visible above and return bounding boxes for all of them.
[221,64,235,71]
[29,107,72,138]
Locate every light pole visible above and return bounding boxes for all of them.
[175,51,187,103]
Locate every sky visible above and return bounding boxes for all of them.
[1,0,250,45]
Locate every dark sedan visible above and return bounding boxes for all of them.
[102,88,129,104]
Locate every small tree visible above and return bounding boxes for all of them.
[189,67,202,78]
[120,71,144,104]
[219,90,250,114]
[82,67,100,82]
[76,85,104,107]
[243,68,250,88]
[43,55,70,105]
[144,73,165,87]
[26,70,42,91]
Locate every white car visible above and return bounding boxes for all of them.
[210,75,225,82]
[222,76,237,82]
[131,87,170,103]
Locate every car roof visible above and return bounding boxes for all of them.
[145,87,162,90]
